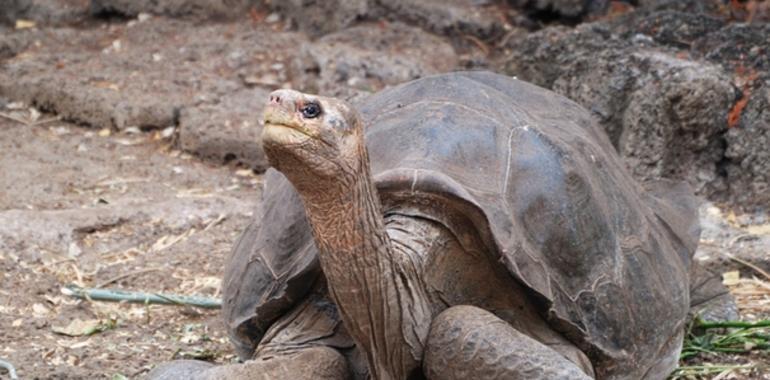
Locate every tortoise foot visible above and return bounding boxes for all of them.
[146,347,350,380]
[145,360,214,380]
[423,306,593,380]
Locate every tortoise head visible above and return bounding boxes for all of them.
[262,89,366,187]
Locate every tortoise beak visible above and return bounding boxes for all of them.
[262,90,318,138]
[262,90,316,145]
[263,104,298,130]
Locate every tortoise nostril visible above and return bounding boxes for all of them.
[269,95,282,104]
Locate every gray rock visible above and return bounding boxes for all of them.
[611,10,726,48]
[617,14,770,209]
[179,87,270,171]
[269,0,371,36]
[89,0,254,20]
[376,0,507,38]
[0,0,89,25]
[509,0,598,18]
[724,85,770,208]
[0,27,38,60]
[271,0,508,39]
[689,23,770,209]
[696,202,770,279]
[0,17,462,173]
[634,0,727,15]
[617,51,734,194]
[0,19,306,130]
[500,22,749,207]
[291,22,458,97]
[0,196,249,261]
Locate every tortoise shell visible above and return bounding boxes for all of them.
[222,72,697,379]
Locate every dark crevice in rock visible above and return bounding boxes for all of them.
[73,218,127,236]
[88,6,134,21]
[714,132,731,187]
[521,3,586,26]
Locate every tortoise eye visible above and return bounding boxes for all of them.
[300,102,322,119]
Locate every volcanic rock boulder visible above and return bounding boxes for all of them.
[508,0,603,18]
[290,22,459,97]
[501,11,769,209]
[0,15,462,171]
[0,0,89,25]
[0,27,38,60]
[269,0,510,39]
[724,85,770,207]
[89,0,254,20]
[0,19,305,168]
[504,24,736,194]
[268,0,371,36]
[179,87,271,170]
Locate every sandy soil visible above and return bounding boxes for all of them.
[0,114,259,379]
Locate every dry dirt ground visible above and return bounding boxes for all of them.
[0,114,258,379]
[0,108,768,380]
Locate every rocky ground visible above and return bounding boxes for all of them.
[0,113,256,378]
[0,0,769,379]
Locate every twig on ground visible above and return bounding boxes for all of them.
[463,34,490,55]
[670,364,757,378]
[96,268,161,288]
[0,112,30,125]
[44,257,76,267]
[0,359,18,380]
[61,284,221,309]
[70,262,84,285]
[203,214,227,231]
[723,252,770,281]
[0,111,61,126]
[496,29,520,48]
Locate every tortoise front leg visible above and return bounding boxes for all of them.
[424,306,593,380]
[148,347,349,380]
[147,290,358,380]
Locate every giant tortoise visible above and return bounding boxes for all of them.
[149,72,734,380]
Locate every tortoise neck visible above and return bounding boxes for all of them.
[297,148,425,380]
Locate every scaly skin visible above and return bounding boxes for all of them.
[263,90,429,380]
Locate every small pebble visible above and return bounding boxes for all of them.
[265,13,280,23]
[161,126,175,138]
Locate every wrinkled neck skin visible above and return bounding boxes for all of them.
[285,147,429,380]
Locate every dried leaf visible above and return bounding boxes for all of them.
[32,303,50,317]
[92,81,120,91]
[52,318,116,337]
[745,223,770,236]
[728,95,750,128]
[723,271,741,286]
[29,108,41,122]
[728,66,759,128]
[235,169,255,177]
[15,19,36,29]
